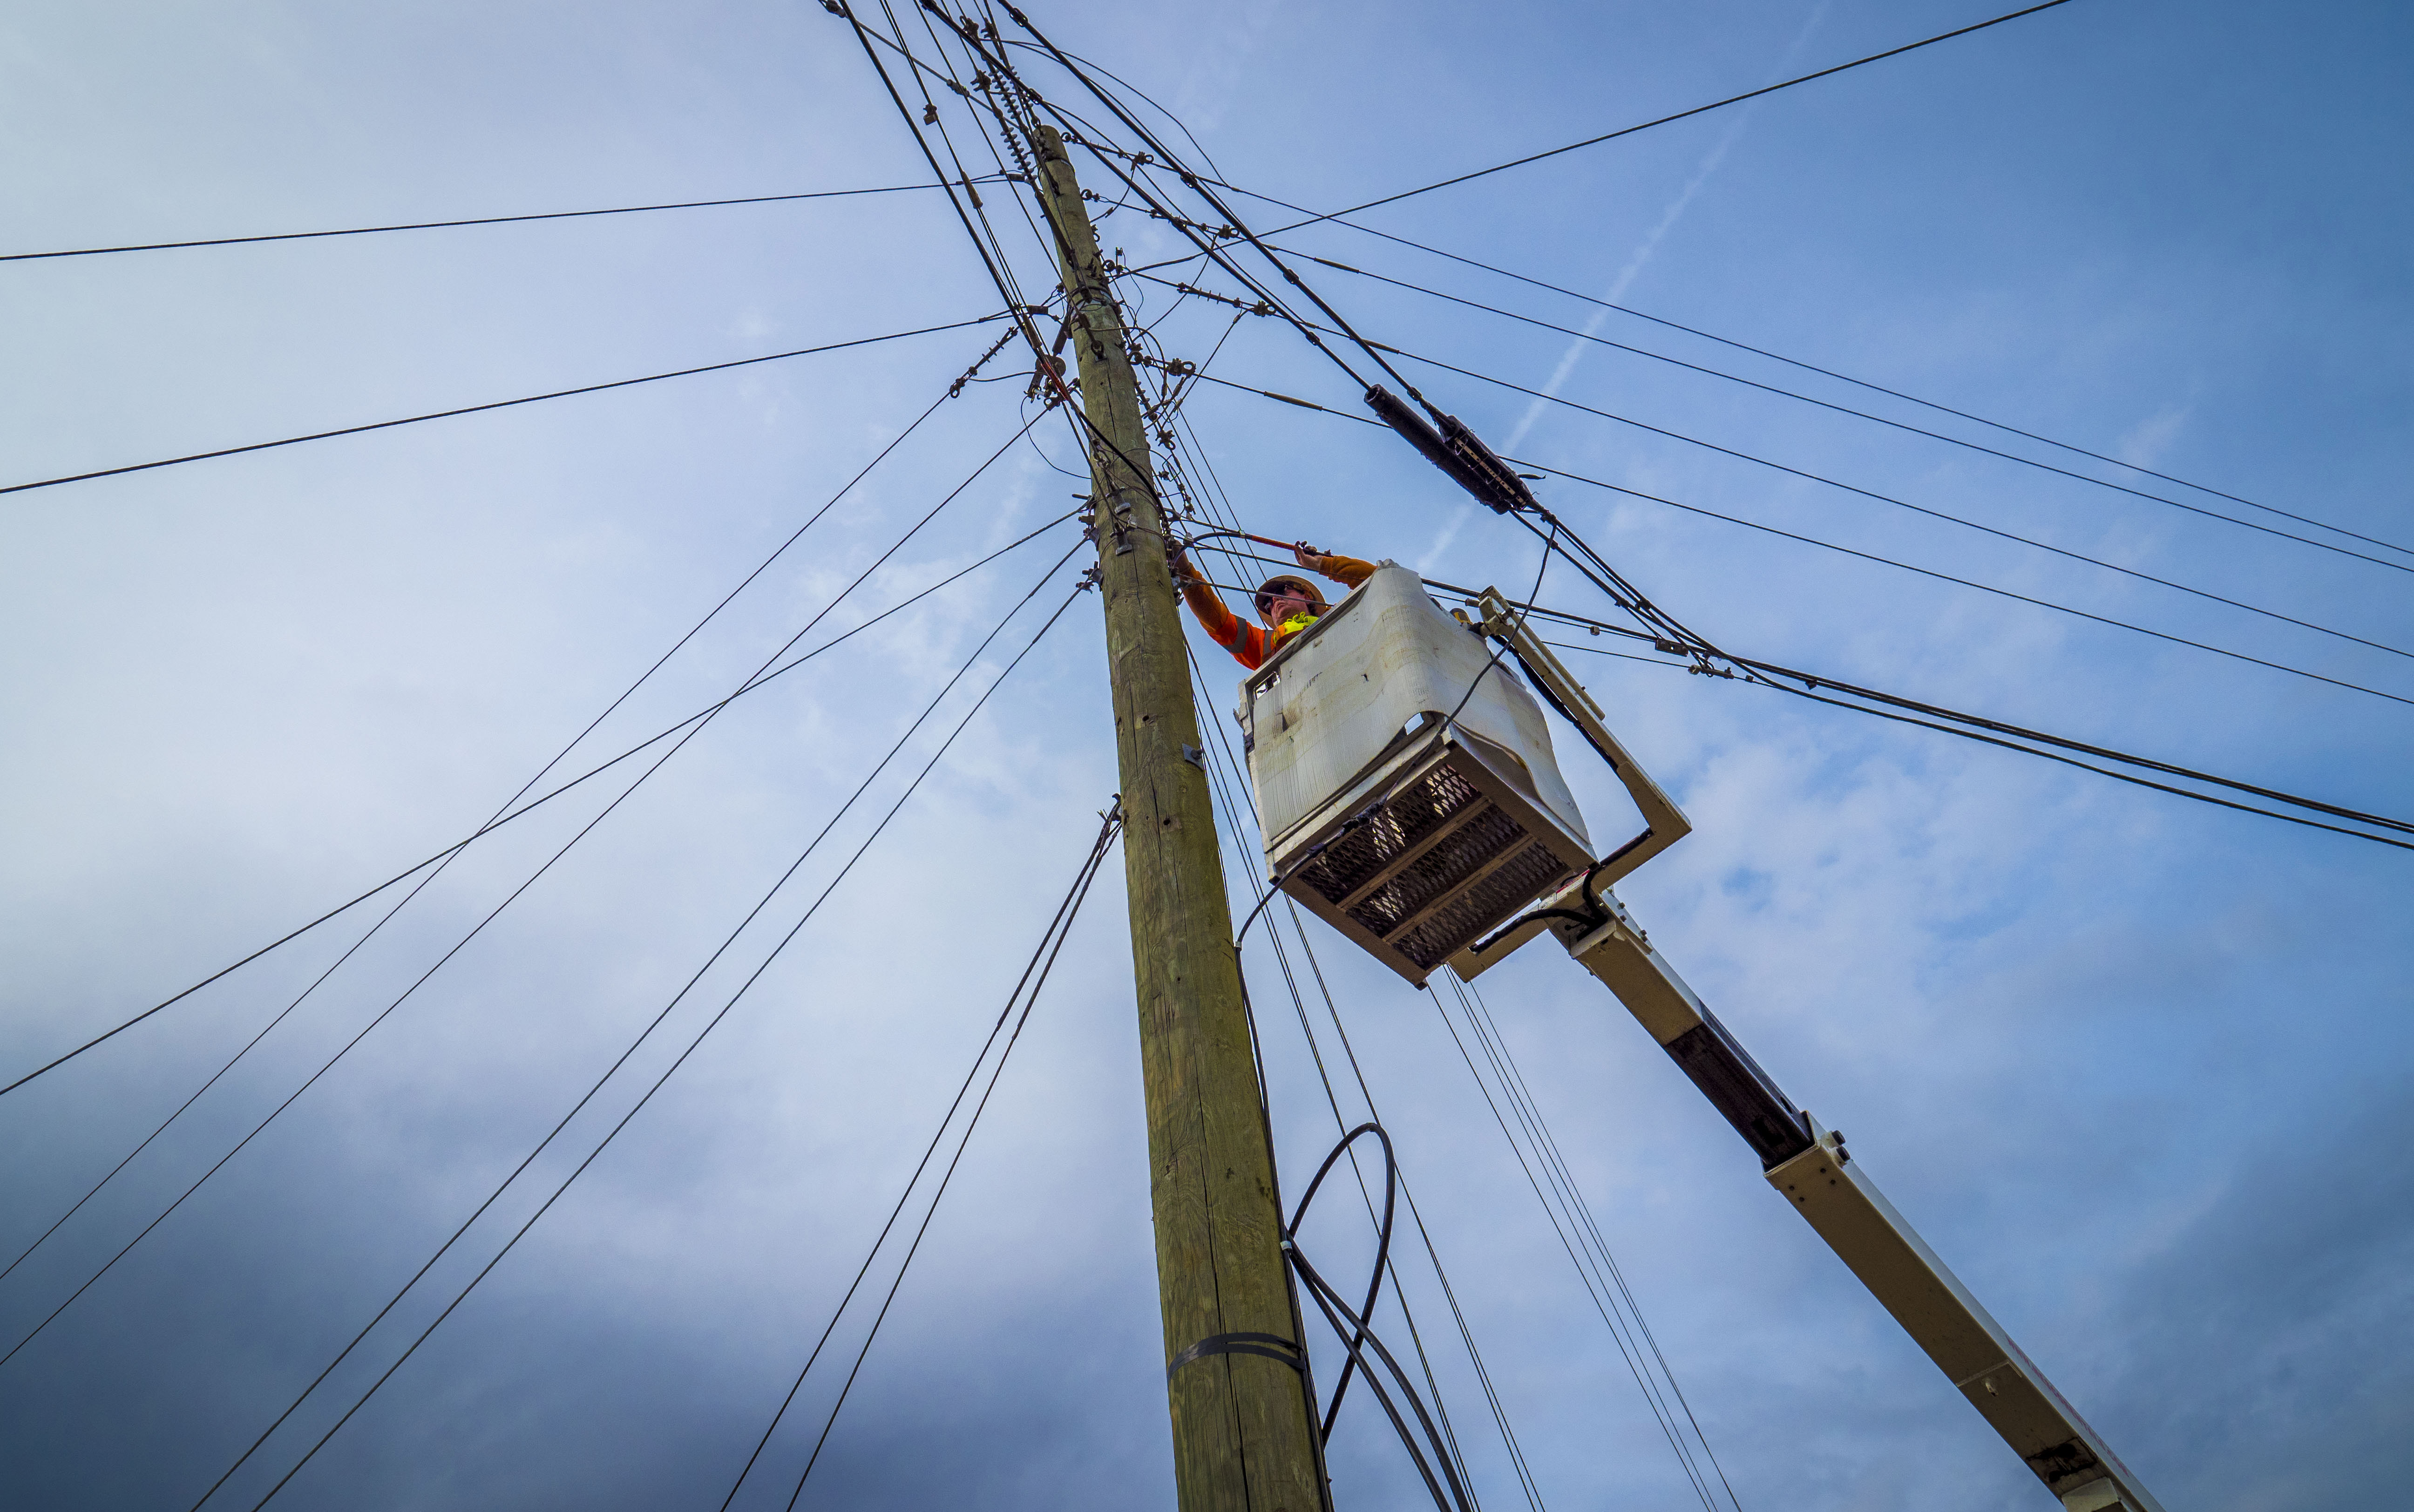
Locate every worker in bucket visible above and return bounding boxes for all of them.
[1174,541,1375,670]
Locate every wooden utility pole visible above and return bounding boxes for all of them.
[1031,125,1328,1512]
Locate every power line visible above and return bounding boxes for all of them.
[1119,261,2414,660]
[1173,520,2414,854]
[1303,0,2084,221]
[1260,247,2414,578]
[1166,402,1536,1506]
[1429,976,1729,1512]
[198,566,1092,1512]
[1508,454,2414,710]
[0,312,1009,498]
[1172,197,2413,564]
[1169,367,2414,713]
[1107,128,2406,564]
[12,479,1054,1370]
[1443,974,1743,1512]
[0,182,999,263]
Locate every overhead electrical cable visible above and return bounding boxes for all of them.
[1552,636,2414,854]
[1134,192,2409,566]
[0,339,1017,1284]
[1168,368,2414,713]
[831,0,1178,547]
[198,563,1092,1512]
[1187,644,1493,1505]
[1506,455,2414,709]
[1147,331,1501,1494]
[1247,250,2414,578]
[1435,974,1740,1512]
[985,9,1416,407]
[0,423,1072,1103]
[773,803,1119,1510]
[719,802,1123,1511]
[1119,263,2413,658]
[1374,335,2414,658]
[0,182,1000,263]
[1267,0,2084,221]
[0,313,1007,499]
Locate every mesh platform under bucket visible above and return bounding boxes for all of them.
[1271,730,1590,983]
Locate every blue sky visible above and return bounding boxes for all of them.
[2,1,2408,1509]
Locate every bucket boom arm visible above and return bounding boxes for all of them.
[1451,589,2164,1512]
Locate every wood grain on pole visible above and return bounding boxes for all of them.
[1031,124,1327,1512]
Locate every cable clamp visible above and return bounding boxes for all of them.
[1166,1332,1304,1381]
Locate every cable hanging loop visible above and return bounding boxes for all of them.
[1282,1118,1474,1512]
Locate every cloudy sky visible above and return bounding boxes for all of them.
[3,1,2408,1508]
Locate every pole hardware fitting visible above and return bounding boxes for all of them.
[1181,744,1205,770]
[1076,565,1104,593]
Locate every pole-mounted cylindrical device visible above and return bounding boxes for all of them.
[1030,124,1329,1512]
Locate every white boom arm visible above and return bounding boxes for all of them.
[1550,890,2161,1512]
[1452,588,2164,1512]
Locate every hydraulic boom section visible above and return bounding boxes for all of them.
[1522,888,2162,1511]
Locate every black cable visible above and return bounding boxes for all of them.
[1128,263,2414,657]
[1169,432,2414,853]
[0,182,998,263]
[775,801,1121,1510]
[1289,1124,1397,1440]
[1112,138,2409,566]
[0,313,1008,499]
[997,38,1226,181]
[209,574,1093,1512]
[8,490,1069,1381]
[1171,411,1501,1505]
[0,337,1013,1282]
[719,802,1123,1511]
[1441,523,1557,730]
[832,0,1179,550]
[1267,249,2414,578]
[991,8,1427,410]
[6,522,1078,1384]
[1284,1125,1475,1512]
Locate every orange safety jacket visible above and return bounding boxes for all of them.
[1179,552,1377,670]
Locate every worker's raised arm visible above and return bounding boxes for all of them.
[1301,548,1376,590]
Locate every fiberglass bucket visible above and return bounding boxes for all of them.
[1238,563,1592,984]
